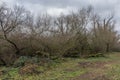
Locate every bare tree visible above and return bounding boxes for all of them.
[91,14,119,53]
[0,5,28,56]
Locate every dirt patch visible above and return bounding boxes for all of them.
[71,72,95,80]
[78,61,108,68]
[93,75,110,80]
[71,72,110,80]
[70,61,111,80]
[71,72,97,80]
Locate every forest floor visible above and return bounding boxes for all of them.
[0,52,120,80]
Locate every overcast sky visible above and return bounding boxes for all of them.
[1,0,120,30]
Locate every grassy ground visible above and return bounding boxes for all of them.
[0,52,120,80]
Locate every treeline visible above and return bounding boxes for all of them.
[0,4,119,65]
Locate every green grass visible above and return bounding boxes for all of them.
[0,52,120,80]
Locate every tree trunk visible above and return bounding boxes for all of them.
[4,34,20,56]
[106,43,110,52]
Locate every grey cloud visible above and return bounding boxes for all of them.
[2,0,120,30]
[17,0,120,16]
[18,0,90,8]
[3,0,120,18]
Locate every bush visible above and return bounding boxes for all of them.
[13,56,40,67]
[13,56,29,67]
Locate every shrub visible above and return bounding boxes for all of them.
[14,56,41,67]
[13,56,29,67]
